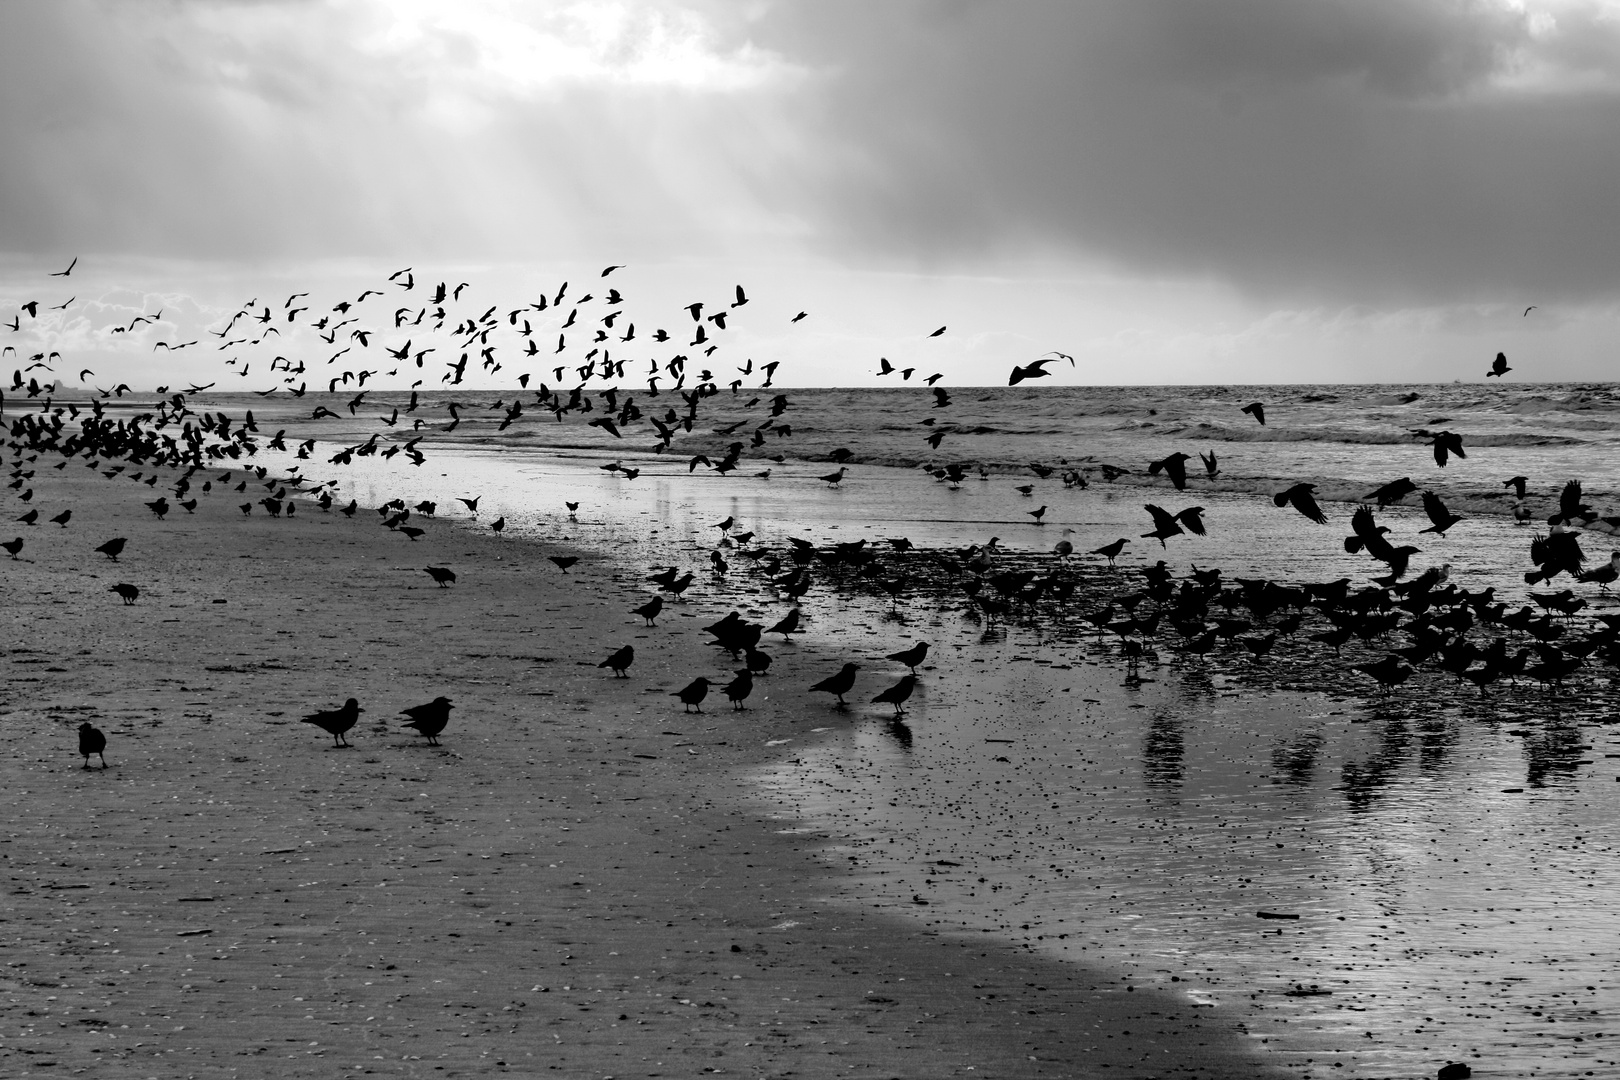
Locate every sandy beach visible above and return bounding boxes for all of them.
[1,462,1282,1079]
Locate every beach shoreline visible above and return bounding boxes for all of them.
[0,460,1284,1078]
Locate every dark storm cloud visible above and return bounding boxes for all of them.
[758,0,1620,304]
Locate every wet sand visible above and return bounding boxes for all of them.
[0,463,1283,1078]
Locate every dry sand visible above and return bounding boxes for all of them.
[1,462,1284,1078]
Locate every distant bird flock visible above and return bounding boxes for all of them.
[4,256,1599,769]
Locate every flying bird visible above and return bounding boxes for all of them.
[1503,475,1529,499]
[1148,452,1191,491]
[49,257,77,277]
[1240,402,1266,425]
[1007,354,1073,386]
[1273,483,1328,524]
[1420,491,1464,536]
[1364,477,1417,507]
[1424,430,1466,467]
[1487,352,1511,377]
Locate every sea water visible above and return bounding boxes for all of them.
[188,382,1619,1077]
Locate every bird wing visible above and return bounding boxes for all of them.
[1144,504,1176,531]
[1421,490,1449,528]
[1177,508,1207,535]
[1559,479,1583,518]
[1291,486,1328,524]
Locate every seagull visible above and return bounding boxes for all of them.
[1007,354,1073,386]
[400,697,453,745]
[303,698,362,747]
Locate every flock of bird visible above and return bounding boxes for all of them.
[5,252,1608,767]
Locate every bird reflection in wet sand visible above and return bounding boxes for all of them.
[1140,710,1185,790]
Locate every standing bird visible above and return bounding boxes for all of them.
[720,669,753,710]
[672,677,710,713]
[599,645,635,677]
[1420,491,1464,536]
[109,583,139,605]
[303,698,362,748]
[489,516,506,534]
[819,467,848,488]
[885,641,930,673]
[145,497,169,519]
[1,537,22,559]
[631,595,664,626]
[1486,352,1511,378]
[17,509,37,526]
[1240,401,1265,425]
[49,509,71,527]
[1091,537,1129,567]
[1027,505,1047,525]
[871,674,917,716]
[78,723,107,769]
[766,608,801,640]
[400,697,453,745]
[809,662,860,707]
[1273,483,1328,524]
[549,555,579,573]
[424,566,457,587]
[95,537,126,560]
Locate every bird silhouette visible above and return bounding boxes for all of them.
[1,537,22,559]
[1091,538,1129,567]
[1007,354,1073,385]
[1027,505,1047,524]
[549,555,579,573]
[1241,401,1265,425]
[1199,450,1218,478]
[17,509,37,526]
[1502,475,1529,500]
[1273,483,1328,524]
[810,662,860,707]
[1420,491,1464,536]
[145,497,169,519]
[1148,453,1191,491]
[49,509,70,527]
[885,641,929,673]
[77,722,107,769]
[1486,352,1511,378]
[303,698,362,747]
[1142,505,1204,547]
[109,583,139,605]
[1550,479,1593,526]
[672,677,711,712]
[819,467,847,488]
[871,675,917,716]
[1424,430,1466,467]
[424,566,457,587]
[766,608,801,639]
[400,697,453,745]
[599,645,634,677]
[720,669,753,710]
[631,596,664,626]
[1364,477,1417,507]
[95,537,126,561]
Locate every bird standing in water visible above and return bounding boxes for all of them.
[810,662,860,707]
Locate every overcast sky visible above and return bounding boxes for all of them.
[3,0,1619,389]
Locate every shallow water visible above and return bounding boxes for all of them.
[233,415,1620,1079]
